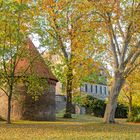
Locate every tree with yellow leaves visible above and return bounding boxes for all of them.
[0,0,36,123]
[36,0,100,118]
[88,0,140,123]
[119,66,140,120]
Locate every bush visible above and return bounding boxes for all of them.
[73,95,105,116]
[91,98,106,117]
[127,107,140,122]
[134,114,140,122]
[115,104,128,118]
[73,95,128,118]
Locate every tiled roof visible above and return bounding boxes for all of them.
[14,39,58,82]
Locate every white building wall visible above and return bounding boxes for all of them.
[81,82,109,100]
[88,84,91,93]
[55,82,109,101]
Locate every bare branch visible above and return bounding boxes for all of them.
[124,61,140,78]
[0,86,8,96]
[121,23,132,63]
[107,13,119,68]
[110,24,121,57]
[122,2,140,62]
[117,21,125,40]
[50,7,69,59]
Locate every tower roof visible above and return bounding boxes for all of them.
[14,39,58,83]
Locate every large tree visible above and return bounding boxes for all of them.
[0,0,36,124]
[89,0,140,123]
[36,0,99,118]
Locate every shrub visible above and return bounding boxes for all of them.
[127,107,140,122]
[134,114,140,122]
[91,98,106,117]
[115,104,128,118]
[73,95,128,118]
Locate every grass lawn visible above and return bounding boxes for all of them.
[0,114,140,140]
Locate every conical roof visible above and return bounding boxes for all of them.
[14,39,58,83]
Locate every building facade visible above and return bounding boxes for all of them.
[80,82,109,100]
[55,81,109,114]
[0,39,58,121]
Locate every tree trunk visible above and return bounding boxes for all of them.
[7,85,13,124]
[128,93,133,119]
[104,76,125,123]
[7,95,12,124]
[64,64,73,118]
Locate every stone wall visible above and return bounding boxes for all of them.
[55,95,66,113]
[75,105,86,115]
[0,83,56,121]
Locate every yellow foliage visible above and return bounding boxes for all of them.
[38,0,100,92]
[119,67,140,107]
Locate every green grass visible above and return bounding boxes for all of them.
[0,115,140,140]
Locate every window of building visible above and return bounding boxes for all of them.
[85,84,88,92]
[91,85,93,92]
[100,86,102,94]
[95,85,98,93]
[104,87,106,95]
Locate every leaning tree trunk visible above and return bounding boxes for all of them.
[104,75,125,123]
[64,64,73,118]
